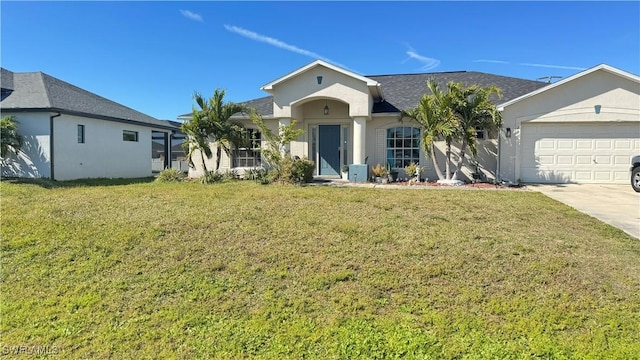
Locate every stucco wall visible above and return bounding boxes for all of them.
[0,111,51,178]
[499,69,640,182]
[53,114,155,180]
[367,117,497,182]
[271,66,372,118]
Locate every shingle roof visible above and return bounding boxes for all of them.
[367,71,549,113]
[1,68,174,130]
[1,68,14,92]
[186,70,548,118]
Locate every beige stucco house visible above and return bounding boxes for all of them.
[180,60,640,184]
[498,64,640,184]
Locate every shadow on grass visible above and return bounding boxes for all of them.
[2,177,156,189]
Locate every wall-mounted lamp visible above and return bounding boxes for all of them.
[324,101,329,116]
[505,127,512,138]
[317,76,323,85]
[594,104,601,114]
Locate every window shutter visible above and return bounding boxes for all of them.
[221,151,229,168]
[376,128,386,165]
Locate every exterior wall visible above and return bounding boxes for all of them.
[271,66,372,118]
[53,114,157,180]
[0,111,51,178]
[499,70,640,182]
[367,116,497,182]
[188,118,278,178]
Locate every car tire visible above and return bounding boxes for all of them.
[632,166,640,193]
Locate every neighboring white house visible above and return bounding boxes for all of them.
[178,60,640,184]
[1,68,179,180]
[497,64,640,184]
[178,60,549,181]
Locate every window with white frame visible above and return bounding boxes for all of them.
[233,129,261,167]
[386,127,420,168]
[475,127,486,140]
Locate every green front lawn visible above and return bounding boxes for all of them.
[1,180,639,358]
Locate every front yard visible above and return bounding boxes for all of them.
[1,180,639,358]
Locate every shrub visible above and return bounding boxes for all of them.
[245,168,271,185]
[290,156,314,184]
[201,171,223,184]
[220,169,239,181]
[155,168,185,182]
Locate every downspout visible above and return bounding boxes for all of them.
[49,112,61,180]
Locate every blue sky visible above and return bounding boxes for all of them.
[2,1,638,121]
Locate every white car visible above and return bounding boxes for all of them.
[632,155,640,192]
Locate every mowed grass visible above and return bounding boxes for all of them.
[1,179,639,359]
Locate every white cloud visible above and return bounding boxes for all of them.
[404,45,440,71]
[224,25,350,70]
[519,62,586,71]
[473,59,585,71]
[180,10,203,22]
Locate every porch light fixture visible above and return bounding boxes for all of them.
[324,101,329,116]
[594,104,601,114]
[317,76,323,85]
[506,127,512,138]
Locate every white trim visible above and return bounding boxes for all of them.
[260,60,379,91]
[497,64,640,111]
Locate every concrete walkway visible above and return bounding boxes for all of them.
[530,184,640,239]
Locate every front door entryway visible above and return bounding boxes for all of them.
[318,125,341,175]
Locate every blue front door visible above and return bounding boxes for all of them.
[319,125,341,175]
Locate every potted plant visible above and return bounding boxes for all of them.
[371,163,387,183]
[341,165,349,180]
[404,162,422,182]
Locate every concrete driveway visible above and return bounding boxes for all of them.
[530,184,640,239]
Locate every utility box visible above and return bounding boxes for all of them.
[348,164,369,183]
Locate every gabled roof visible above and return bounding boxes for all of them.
[0,68,174,130]
[177,65,548,119]
[497,64,640,110]
[260,60,380,92]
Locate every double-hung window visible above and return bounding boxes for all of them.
[233,129,261,167]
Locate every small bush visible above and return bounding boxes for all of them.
[221,169,239,181]
[155,168,185,182]
[246,168,271,184]
[201,171,223,184]
[277,155,314,184]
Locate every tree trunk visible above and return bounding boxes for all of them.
[445,140,452,180]
[215,146,222,172]
[452,139,468,181]
[200,149,208,175]
[430,143,445,180]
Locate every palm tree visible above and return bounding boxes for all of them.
[192,90,247,171]
[180,110,212,173]
[401,79,457,180]
[1,116,23,158]
[447,83,502,180]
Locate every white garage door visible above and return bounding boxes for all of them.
[520,122,640,184]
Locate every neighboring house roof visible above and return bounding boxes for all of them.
[0,68,175,130]
[497,64,640,110]
[1,68,14,92]
[177,63,549,119]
